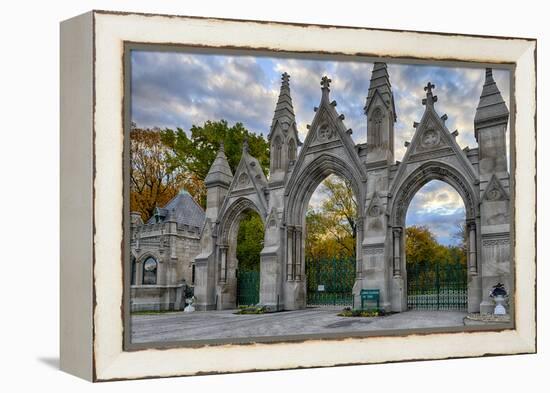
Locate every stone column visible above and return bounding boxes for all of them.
[392,227,402,277]
[390,226,406,312]
[466,219,482,313]
[219,246,228,283]
[286,225,295,280]
[467,219,477,274]
[294,226,302,280]
[355,217,363,278]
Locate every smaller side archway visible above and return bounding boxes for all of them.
[216,197,266,309]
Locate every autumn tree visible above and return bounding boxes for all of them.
[405,225,443,266]
[130,124,202,221]
[406,225,467,267]
[305,176,357,260]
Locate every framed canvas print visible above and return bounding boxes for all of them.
[60,10,537,381]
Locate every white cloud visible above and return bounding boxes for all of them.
[132,51,510,244]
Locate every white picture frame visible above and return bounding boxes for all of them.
[60,10,536,381]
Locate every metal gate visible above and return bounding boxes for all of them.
[236,269,260,306]
[407,261,467,310]
[306,257,355,307]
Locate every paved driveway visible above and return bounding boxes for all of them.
[131,308,467,344]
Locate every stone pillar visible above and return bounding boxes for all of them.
[259,213,283,311]
[390,227,406,312]
[219,246,228,283]
[392,227,402,277]
[286,225,295,280]
[467,219,477,274]
[355,217,364,278]
[194,219,217,311]
[466,219,482,313]
[294,226,302,280]
[283,224,305,310]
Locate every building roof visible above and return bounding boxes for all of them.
[147,190,205,229]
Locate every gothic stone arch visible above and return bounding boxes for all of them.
[195,69,511,315]
[215,196,266,310]
[387,161,481,313]
[282,154,366,310]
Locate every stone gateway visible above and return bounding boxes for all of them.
[192,63,511,314]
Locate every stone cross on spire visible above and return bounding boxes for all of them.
[422,82,438,107]
[321,75,331,90]
[320,75,332,102]
[281,72,290,86]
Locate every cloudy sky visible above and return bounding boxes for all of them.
[131,50,510,246]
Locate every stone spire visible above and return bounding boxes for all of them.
[474,68,509,175]
[364,62,396,120]
[268,72,297,141]
[268,72,302,179]
[474,68,509,141]
[204,142,233,187]
[365,62,396,165]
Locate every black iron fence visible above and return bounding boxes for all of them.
[407,261,467,310]
[306,257,356,307]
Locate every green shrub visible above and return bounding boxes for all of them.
[235,306,267,315]
[338,308,386,317]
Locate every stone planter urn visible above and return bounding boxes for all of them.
[489,283,508,315]
[184,295,196,313]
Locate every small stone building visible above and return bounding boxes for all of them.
[130,190,205,311]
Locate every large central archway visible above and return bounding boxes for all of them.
[283,153,365,309]
[304,174,357,308]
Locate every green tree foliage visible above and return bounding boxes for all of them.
[305,176,357,260]
[236,211,265,271]
[161,120,270,206]
[406,225,466,267]
[161,120,269,207]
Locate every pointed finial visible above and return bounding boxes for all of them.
[321,76,331,90]
[485,68,494,82]
[422,82,438,107]
[242,137,249,153]
[219,141,225,152]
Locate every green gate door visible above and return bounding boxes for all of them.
[407,261,467,310]
[306,257,356,307]
[236,269,260,307]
